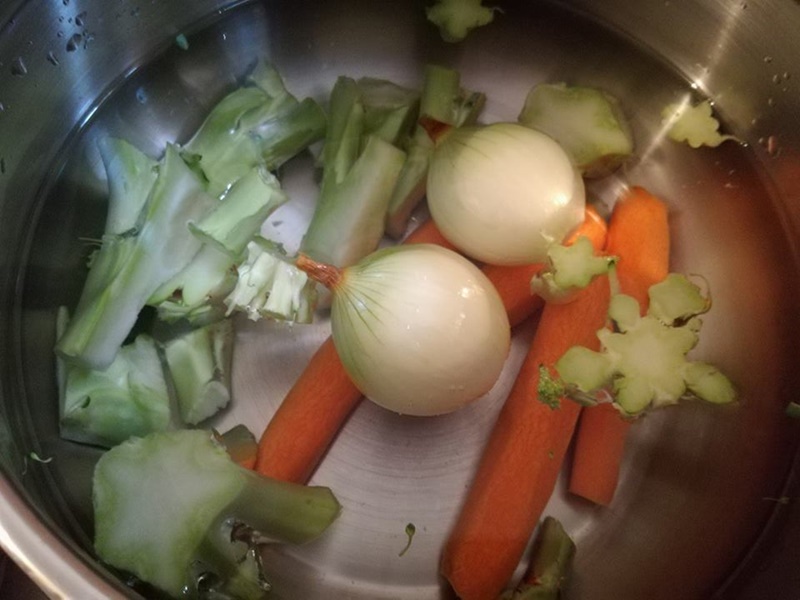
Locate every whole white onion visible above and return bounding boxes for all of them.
[298,244,511,416]
[427,122,586,266]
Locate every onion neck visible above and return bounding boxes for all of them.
[296,253,342,290]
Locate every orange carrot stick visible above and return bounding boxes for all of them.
[568,186,670,506]
[402,218,459,250]
[255,209,606,484]
[440,236,610,600]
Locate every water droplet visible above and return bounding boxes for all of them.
[784,71,791,80]
[221,32,227,41]
[764,55,773,63]
[772,74,781,84]
[46,51,59,66]
[75,11,87,27]
[66,33,82,52]
[57,30,64,38]
[130,7,140,17]
[0,158,6,174]
[767,96,776,107]
[62,0,69,5]
[135,87,148,104]
[10,57,27,77]
[0,102,5,112]
[175,33,189,50]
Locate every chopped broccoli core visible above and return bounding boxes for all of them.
[662,99,738,149]
[549,273,736,416]
[530,236,616,304]
[426,0,496,43]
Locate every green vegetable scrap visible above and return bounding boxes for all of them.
[93,430,340,599]
[544,273,736,416]
[300,76,411,268]
[182,60,326,196]
[398,522,417,557]
[426,0,496,43]
[530,236,617,304]
[386,64,485,239]
[501,517,576,600]
[518,82,634,177]
[662,99,738,148]
[57,308,172,447]
[224,237,318,323]
[163,320,234,426]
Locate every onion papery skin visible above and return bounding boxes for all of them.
[330,244,511,416]
[427,122,586,266]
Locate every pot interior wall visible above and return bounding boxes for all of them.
[1,0,799,598]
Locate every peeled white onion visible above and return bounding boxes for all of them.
[427,122,586,266]
[298,244,511,416]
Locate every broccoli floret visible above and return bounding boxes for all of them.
[93,430,340,599]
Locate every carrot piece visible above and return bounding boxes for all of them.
[402,218,459,250]
[568,186,670,506]
[255,208,606,484]
[440,236,610,600]
[255,337,363,483]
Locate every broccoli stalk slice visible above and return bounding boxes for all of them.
[97,137,159,235]
[502,517,576,600]
[56,145,217,370]
[386,65,486,238]
[189,166,289,258]
[661,99,739,149]
[357,76,420,147]
[214,424,258,468]
[163,320,234,426]
[224,237,318,323]
[518,82,634,178]
[56,307,173,448]
[530,236,617,304]
[302,134,405,267]
[93,430,341,600]
[182,61,326,197]
[545,274,736,416]
[426,0,497,43]
[148,243,239,326]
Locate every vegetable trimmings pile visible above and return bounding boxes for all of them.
[52,45,743,598]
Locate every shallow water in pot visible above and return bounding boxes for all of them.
[13,0,800,598]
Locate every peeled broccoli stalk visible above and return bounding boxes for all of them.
[97,137,159,235]
[93,430,341,600]
[56,145,217,370]
[426,0,496,43]
[518,82,634,178]
[149,243,239,326]
[225,237,318,323]
[163,320,234,425]
[56,308,172,448]
[356,77,420,147]
[550,274,737,416]
[302,76,407,267]
[189,166,289,258]
[503,517,576,600]
[530,236,617,304]
[386,64,485,238]
[661,99,738,149]
[182,61,326,196]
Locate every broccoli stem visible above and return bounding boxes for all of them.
[56,145,217,370]
[93,430,340,599]
[385,65,485,238]
[506,517,576,599]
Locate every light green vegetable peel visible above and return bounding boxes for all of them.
[426,0,496,43]
[662,99,738,148]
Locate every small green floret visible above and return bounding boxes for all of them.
[551,273,736,416]
[530,236,616,304]
[426,0,496,43]
[662,99,738,149]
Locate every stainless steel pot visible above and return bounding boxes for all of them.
[1,0,798,598]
